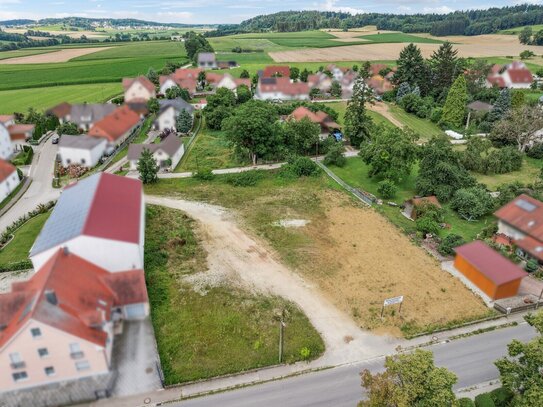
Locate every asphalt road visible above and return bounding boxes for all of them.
[0,138,60,232]
[175,323,537,407]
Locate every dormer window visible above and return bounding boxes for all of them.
[528,220,536,227]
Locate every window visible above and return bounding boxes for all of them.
[30,327,41,338]
[9,352,22,364]
[81,158,86,164]
[12,371,28,382]
[75,360,90,371]
[44,366,55,376]
[38,348,49,358]
[70,343,84,359]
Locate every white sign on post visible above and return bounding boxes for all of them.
[383,296,404,306]
[381,295,404,318]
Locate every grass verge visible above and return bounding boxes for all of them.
[145,204,324,384]
[0,212,50,265]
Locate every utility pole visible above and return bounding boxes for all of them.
[277,309,286,363]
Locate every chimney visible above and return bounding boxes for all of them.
[45,290,58,306]
[63,246,70,255]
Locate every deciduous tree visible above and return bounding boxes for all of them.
[359,349,457,407]
[344,75,373,147]
[490,105,543,152]
[283,116,320,156]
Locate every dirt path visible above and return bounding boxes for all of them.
[0,47,112,64]
[146,196,400,365]
[368,102,403,128]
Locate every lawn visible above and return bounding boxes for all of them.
[322,101,394,128]
[387,103,444,141]
[474,156,542,190]
[357,33,444,44]
[328,157,493,241]
[144,171,490,337]
[176,126,249,172]
[499,24,543,34]
[0,212,50,266]
[145,204,324,384]
[0,83,122,114]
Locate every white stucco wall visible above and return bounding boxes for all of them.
[156,106,176,131]
[0,169,20,203]
[58,141,107,168]
[0,124,14,160]
[498,220,527,240]
[0,319,109,392]
[159,79,177,95]
[125,82,155,103]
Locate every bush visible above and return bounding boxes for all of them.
[438,234,465,256]
[458,398,476,407]
[225,170,264,187]
[299,347,311,360]
[474,393,496,407]
[489,387,514,407]
[194,168,214,181]
[416,215,440,237]
[526,259,539,273]
[451,187,494,221]
[280,156,320,178]
[430,107,443,124]
[323,143,346,167]
[16,168,23,181]
[527,143,543,159]
[377,179,397,199]
[382,90,395,102]
[0,259,33,273]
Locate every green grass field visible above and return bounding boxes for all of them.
[357,33,444,44]
[0,212,50,265]
[0,83,122,114]
[474,157,542,190]
[499,25,543,34]
[387,104,444,141]
[145,204,324,384]
[322,101,394,128]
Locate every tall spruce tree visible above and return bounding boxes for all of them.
[439,74,468,128]
[137,148,158,184]
[344,74,373,147]
[394,43,429,95]
[488,88,511,122]
[430,41,461,101]
[176,110,193,133]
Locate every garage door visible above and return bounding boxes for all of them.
[124,303,146,320]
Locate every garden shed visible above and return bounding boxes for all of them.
[454,241,527,300]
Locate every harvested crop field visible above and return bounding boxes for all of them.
[270,33,542,62]
[0,47,112,64]
[145,174,490,337]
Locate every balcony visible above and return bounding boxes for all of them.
[10,361,26,369]
[70,351,84,360]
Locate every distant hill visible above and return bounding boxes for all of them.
[0,17,210,29]
[209,5,543,37]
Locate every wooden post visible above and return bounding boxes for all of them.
[398,301,403,316]
[537,288,543,309]
[380,303,385,319]
[278,316,284,363]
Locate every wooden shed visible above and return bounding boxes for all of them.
[404,196,441,220]
[454,241,527,300]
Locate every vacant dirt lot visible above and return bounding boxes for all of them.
[0,47,111,64]
[270,33,543,62]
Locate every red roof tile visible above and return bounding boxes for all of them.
[0,159,16,183]
[487,76,506,88]
[262,66,291,78]
[495,194,543,241]
[0,115,15,124]
[260,77,309,96]
[0,249,147,350]
[89,105,140,143]
[47,102,72,119]
[455,241,527,285]
[122,76,155,93]
[514,235,543,262]
[507,68,533,84]
[173,68,202,81]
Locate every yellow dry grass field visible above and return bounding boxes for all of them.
[283,192,488,337]
[0,47,112,64]
[270,33,543,62]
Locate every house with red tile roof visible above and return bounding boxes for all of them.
[88,105,141,146]
[288,106,340,138]
[495,194,543,263]
[486,61,533,89]
[0,248,148,396]
[255,77,310,101]
[0,159,20,203]
[262,65,291,78]
[29,173,144,273]
[122,76,156,103]
[159,68,202,96]
[0,116,34,155]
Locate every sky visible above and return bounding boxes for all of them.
[0,0,539,25]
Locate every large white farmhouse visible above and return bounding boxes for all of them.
[0,123,14,160]
[58,135,107,168]
[29,173,144,273]
[0,159,20,203]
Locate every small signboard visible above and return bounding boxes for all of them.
[383,296,404,307]
[381,295,404,318]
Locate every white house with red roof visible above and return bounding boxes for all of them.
[0,249,148,400]
[0,122,14,160]
[88,105,141,146]
[495,194,543,263]
[122,76,156,103]
[288,106,340,139]
[29,173,145,273]
[255,77,310,101]
[0,115,34,155]
[487,61,533,89]
[159,68,202,96]
[0,159,20,203]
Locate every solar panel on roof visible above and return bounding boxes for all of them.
[30,174,101,256]
[515,199,537,212]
